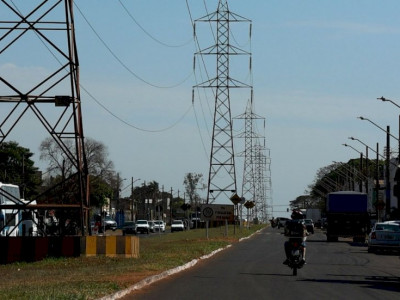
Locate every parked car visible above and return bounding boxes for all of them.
[102,216,117,231]
[148,220,155,233]
[154,220,165,232]
[122,221,136,235]
[368,222,400,253]
[304,219,315,234]
[135,220,150,234]
[171,220,185,232]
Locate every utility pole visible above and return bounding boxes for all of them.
[170,187,173,225]
[131,177,134,221]
[386,126,391,218]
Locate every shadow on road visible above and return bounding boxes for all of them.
[300,275,400,292]
[239,272,295,277]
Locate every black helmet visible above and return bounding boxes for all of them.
[291,209,304,220]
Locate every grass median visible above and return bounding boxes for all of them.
[0,224,266,299]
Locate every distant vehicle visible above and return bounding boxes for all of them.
[326,192,370,243]
[304,219,314,234]
[314,219,322,229]
[171,220,185,232]
[148,220,155,233]
[305,208,321,224]
[154,220,165,232]
[368,222,400,253]
[135,220,150,234]
[102,216,117,231]
[277,217,290,229]
[122,221,136,235]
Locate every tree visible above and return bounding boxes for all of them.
[132,181,161,219]
[40,137,114,179]
[183,173,204,208]
[0,141,41,198]
[39,137,116,207]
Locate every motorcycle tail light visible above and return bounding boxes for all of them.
[293,242,298,247]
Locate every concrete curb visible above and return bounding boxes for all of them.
[100,229,263,300]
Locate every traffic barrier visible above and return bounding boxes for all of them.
[0,236,81,264]
[81,235,139,258]
[0,235,139,264]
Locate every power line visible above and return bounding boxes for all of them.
[74,2,193,89]
[81,84,193,133]
[118,0,193,48]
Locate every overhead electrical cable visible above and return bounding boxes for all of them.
[118,0,193,48]
[80,84,193,133]
[186,0,215,129]
[192,101,210,160]
[74,2,193,89]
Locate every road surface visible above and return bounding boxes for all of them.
[120,226,400,299]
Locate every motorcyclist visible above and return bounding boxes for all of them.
[283,209,308,265]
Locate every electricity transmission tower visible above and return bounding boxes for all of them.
[193,0,251,204]
[235,99,269,222]
[0,1,89,235]
[254,140,272,222]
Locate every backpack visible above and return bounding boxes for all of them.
[284,220,305,237]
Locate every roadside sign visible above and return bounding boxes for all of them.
[244,201,255,209]
[201,204,234,222]
[230,193,241,205]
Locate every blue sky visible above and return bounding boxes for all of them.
[2,1,400,217]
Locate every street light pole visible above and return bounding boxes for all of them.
[378,97,400,161]
[358,117,395,218]
[376,143,382,220]
[130,178,141,221]
[378,96,400,214]
[342,143,364,192]
[386,126,391,218]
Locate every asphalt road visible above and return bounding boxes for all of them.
[120,226,400,300]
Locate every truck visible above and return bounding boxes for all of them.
[326,191,370,243]
[305,208,321,223]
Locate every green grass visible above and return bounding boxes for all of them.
[0,224,266,299]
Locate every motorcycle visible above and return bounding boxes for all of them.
[270,219,277,228]
[286,237,305,276]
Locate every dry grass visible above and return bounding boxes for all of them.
[0,224,266,299]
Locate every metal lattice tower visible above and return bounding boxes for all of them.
[194,0,251,204]
[254,141,272,222]
[235,99,268,222]
[235,98,262,202]
[0,1,89,234]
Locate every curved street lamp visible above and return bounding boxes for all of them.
[358,116,399,141]
[378,96,400,215]
[342,144,364,192]
[377,96,400,162]
[358,116,393,217]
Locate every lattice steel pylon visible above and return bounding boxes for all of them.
[235,99,266,221]
[0,1,89,235]
[193,0,251,204]
[254,140,272,222]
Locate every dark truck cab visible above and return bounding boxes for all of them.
[326,191,370,243]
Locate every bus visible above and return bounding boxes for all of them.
[0,182,21,236]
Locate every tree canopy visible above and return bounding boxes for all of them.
[0,141,41,198]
